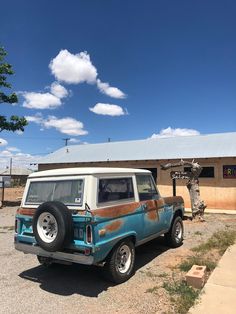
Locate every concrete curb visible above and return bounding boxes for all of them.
[188,243,236,314]
[185,208,236,215]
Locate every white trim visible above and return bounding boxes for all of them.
[29,167,150,178]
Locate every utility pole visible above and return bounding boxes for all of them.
[63,138,70,146]
[9,157,12,176]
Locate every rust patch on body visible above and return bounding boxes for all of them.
[17,207,35,216]
[140,199,165,221]
[98,229,106,237]
[147,209,158,220]
[94,202,140,218]
[164,196,184,206]
[156,199,165,208]
[105,220,123,232]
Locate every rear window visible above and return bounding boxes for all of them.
[98,177,134,203]
[25,179,84,206]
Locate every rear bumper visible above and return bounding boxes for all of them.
[15,242,94,265]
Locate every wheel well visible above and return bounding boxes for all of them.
[104,235,136,262]
[173,209,183,220]
[125,235,136,245]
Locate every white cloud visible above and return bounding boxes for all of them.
[22,92,62,109]
[49,50,98,84]
[0,138,8,146]
[0,151,42,170]
[0,150,13,157]
[15,130,24,135]
[150,127,200,139]
[44,116,88,136]
[7,146,21,152]
[26,114,88,136]
[49,50,127,98]
[96,79,126,99]
[25,113,43,124]
[89,103,127,116]
[50,82,68,98]
[68,138,80,144]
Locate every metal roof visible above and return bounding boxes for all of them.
[0,168,33,176]
[29,167,150,178]
[39,132,236,165]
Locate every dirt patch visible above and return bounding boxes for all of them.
[1,206,236,314]
[1,187,24,206]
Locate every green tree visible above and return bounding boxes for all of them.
[0,47,27,132]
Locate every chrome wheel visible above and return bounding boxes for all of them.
[37,212,58,243]
[116,244,132,274]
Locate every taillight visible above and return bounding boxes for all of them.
[86,225,92,244]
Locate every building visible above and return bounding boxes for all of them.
[38,132,236,210]
[0,168,33,186]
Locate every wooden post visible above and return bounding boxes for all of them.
[173,178,176,196]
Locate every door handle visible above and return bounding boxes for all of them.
[142,203,148,211]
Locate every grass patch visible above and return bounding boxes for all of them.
[179,256,217,272]
[163,280,200,314]
[158,272,169,278]
[194,231,202,236]
[144,271,159,278]
[192,229,236,255]
[146,286,159,293]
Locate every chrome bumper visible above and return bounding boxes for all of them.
[15,242,94,265]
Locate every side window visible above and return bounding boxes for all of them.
[136,175,158,201]
[98,177,134,203]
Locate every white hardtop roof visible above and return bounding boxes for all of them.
[29,167,150,178]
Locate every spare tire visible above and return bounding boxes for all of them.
[32,201,73,252]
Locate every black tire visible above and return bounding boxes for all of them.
[165,216,184,248]
[103,240,135,284]
[32,201,73,252]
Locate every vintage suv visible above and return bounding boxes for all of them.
[15,167,184,283]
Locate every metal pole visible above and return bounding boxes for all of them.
[10,157,12,176]
[173,178,176,196]
[63,138,70,146]
[1,181,4,207]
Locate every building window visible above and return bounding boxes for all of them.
[142,168,157,183]
[223,165,236,179]
[184,167,215,178]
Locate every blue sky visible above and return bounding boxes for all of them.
[1,0,236,169]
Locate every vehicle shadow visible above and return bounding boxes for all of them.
[19,236,170,298]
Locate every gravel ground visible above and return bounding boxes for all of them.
[1,206,236,314]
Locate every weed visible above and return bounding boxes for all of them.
[163,280,200,314]
[192,229,236,255]
[145,271,159,278]
[158,272,168,278]
[179,256,217,272]
[146,286,159,293]
[194,231,202,236]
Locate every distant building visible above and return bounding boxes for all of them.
[38,132,236,210]
[0,168,33,186]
